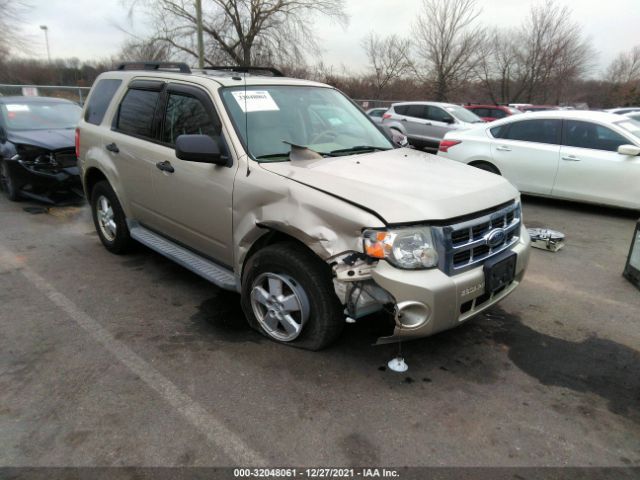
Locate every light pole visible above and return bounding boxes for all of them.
[195,0,204,69]
[40,25,51,62]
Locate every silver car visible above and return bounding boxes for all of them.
[382,101,483,150]
[366,107,388,124]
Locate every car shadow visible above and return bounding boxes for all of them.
[521,194,639,220]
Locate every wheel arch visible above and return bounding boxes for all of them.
[469,160,502,175]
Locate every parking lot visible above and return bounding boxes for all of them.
[0,194,639,468]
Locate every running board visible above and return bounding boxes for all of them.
[128,222,238,291]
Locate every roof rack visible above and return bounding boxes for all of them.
[116,62,192,74]
[204,65,284,77]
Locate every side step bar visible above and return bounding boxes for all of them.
[128,222,238,291]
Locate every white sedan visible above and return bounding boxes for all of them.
[437,110,640,210]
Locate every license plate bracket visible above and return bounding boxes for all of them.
[484,253,517,293]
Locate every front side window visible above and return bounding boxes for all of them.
[504,119,561,144]
[563,120,630,152]
[1,102,81,131]
[426,106,452,122]
[116,89,160,138]
[220,85,393,161]
[162,94,220,145]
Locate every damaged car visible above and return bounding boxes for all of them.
[0,96,83,203]
[78,63,530,350]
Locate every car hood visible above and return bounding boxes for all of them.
[7,129,75,151]
[260,148,519,224]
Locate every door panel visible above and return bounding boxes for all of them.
[553,120,639,207]
[490,119,562,195]
[148,85,237,266]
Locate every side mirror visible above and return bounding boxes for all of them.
[0,126,7,143]
[175,134,228,166]
[617,144,640,156]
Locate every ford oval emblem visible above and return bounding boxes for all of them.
[486,228,506,248]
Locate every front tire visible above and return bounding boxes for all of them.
[241,242,344,350]
[90,180,132,254]
[0,160,19,201]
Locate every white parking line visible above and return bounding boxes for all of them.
[0,243,266,466]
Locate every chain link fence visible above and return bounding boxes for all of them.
[0,84,92,105]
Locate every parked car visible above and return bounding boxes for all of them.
[77,62,530,350]
[437,110,640,210]
[519,105,560,112]
[366,107,388,124]
[464,104,522,122]
[381,101,484,150]
[605,107,640,115]
[0,96,82,202]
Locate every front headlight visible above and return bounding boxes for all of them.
[363,227,439,269]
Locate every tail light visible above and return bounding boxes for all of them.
[382,113,392,120]
[438,140,461,153]
[75,128,80,159]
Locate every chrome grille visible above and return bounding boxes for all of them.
[435,202,521,275]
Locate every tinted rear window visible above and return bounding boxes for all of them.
[116,89,160,138]
[84,79,122,125]
[394,105,409,115]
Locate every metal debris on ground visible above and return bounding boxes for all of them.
[387,357,408,373]
[527,228,565,252]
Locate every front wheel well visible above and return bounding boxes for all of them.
[241,228,325,281]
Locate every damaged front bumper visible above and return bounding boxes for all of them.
[333,226,530,343]
[7,150,83,203]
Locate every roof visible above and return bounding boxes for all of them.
[96,69,329,89]
[0,96,76,104]
[490,109,630,125]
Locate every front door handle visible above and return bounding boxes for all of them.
[562,155,580,162]
[105,143,119,153]
[496,146,512,152]
[156,160,175,173]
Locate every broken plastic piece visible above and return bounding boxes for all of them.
[387,357,408,373]
[527,228,565,252]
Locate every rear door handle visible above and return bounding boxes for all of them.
[562,155,580,162]
[401,118,408,122]
[156,160,175,173]
[424,122,432,125]
[496,146,512,152]
[105,143,119,153]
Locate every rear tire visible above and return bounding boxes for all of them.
[90,180,132,254]
[471,161,500,175]
[241,242,344,350]
[0,160,19,201]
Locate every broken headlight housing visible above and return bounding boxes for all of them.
[363,227,439,269]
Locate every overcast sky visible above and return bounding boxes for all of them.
[21,0,639,75]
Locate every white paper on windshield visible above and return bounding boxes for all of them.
[231,91,279,112]
[6,104,30,112]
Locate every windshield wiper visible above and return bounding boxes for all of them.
[255,153,290,159]
[328,145,391,155]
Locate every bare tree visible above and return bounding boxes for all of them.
[0,0,31,59]
[475,28,519,103]
[118,37,175,62]
[362,33,413,99]
[127,0,347,67]
[413,0,485,101]
[607,45,640,106]
[513,0,595,103]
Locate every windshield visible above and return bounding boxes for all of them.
[615,119,640,139]
[444,105,483,123]
[0,101,81,131]
[220,86,393,161]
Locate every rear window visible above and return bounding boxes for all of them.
[116,89,160,138]
[84,79,122,125]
